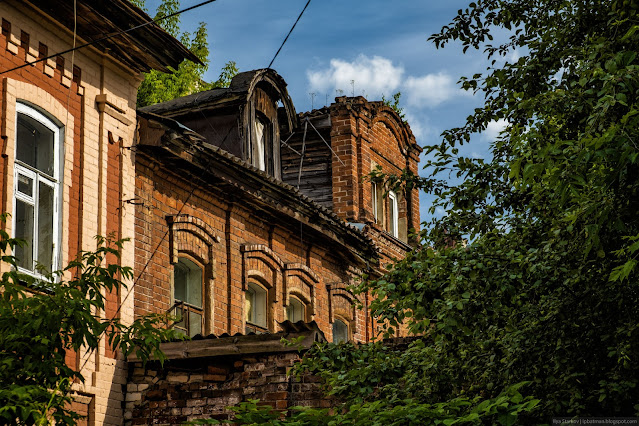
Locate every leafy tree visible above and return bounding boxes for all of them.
[0,217,182,425]
[131,0,239,107]
[359,0,639,418]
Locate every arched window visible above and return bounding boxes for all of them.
[246,281,267,330]
[332,318,349,343]
[286,296,306,323]
[13,103,61,275]
[172,257,203,337]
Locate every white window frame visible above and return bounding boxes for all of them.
[253,118,266,172]
[388,190,399,238]
[246,281,268,329]
[372,182,379,222]
[13,102,61,276]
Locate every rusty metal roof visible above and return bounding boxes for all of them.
[128,321,326,361]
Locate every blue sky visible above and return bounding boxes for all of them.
[156,0,514,222]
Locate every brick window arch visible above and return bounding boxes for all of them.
[166,215,219,335]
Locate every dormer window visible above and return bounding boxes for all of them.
[253,114,274,175]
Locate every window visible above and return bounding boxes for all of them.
[372,182,384,225]
[388,190,399,238]
[252,114,274,175]
[286,296,305,323]
[172,257,203,337]
[332,319,348,343]
[13,103,60,275]
[246,281,267,330]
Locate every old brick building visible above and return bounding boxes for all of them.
[0,0,197,423]
[135,69,421,344]
[126,70,421,424]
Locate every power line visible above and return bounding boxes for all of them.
[0,0,217,76]
[267,0,312,69]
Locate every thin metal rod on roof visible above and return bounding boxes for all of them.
[297,119,308,188]
[267,0,312,69]
[0,0,217,75]
[305,117,346,166]
[280,132,302,156]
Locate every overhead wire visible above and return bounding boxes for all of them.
[267,0,312,69]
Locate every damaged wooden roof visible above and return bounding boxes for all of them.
[24,0,200,73]
[128,321,326,361]
[140,69,298,132]
[137,109,379,265]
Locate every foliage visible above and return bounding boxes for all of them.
[0,219,183,425]
[381,91,405,121]
[360,0,639,418]
[132,0,239,107]
[187,386,538,425]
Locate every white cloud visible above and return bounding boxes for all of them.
[403,72,464,108]
[482,119,509,141]
[307,55,404,98]
[402,111,429,140]
[508,49,520,63]
[307,55,470,110]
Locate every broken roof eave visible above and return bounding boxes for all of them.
[128,321,326,362]
[22,0,200,73]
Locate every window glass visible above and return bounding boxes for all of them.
[37,182,54,271]
[173,257,202,308]
[388,190,399,237]
[286,296,305,323]
[332,319,348,343]
[246,282,267,328]
[14,200,34,270]
[17,112,55,177]
[14,104,59,275]
[172,257,203,338]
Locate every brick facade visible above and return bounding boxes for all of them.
[3,3,421,424]
[0,1,196,424]
[133,143,373,343]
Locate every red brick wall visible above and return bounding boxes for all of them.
[328,97,421,270]
[134,152,371,343]
[0,16,84,261]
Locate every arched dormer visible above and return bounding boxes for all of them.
[138,68,297,180]
[234,69,297,179]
